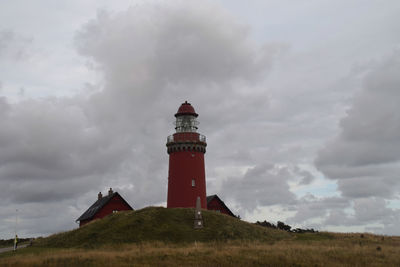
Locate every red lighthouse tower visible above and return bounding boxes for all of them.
[167,101,207,209]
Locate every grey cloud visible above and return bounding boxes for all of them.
[219,163,315,214]
[0,96,9,115]
[324,209,351,226]
[75,4,275,89]
[0,200,81,238]
[288,194,400,235]
[295,166,315,185]
[328,197,400,236]
[0,30,32,61]
[222,163,297,212]
[316,50,400,198]
[2,0,400,238]
[0,98,134,205]
[75,2,283,127]
[323,198,394,227]
[8,177,97,204]
[288,195,349,225]
[309,51,400,233]
[0,1,281,237]
[0,99,129,181]
[353,197,393,223]
[71,0,281,208]
[337,175,399,199]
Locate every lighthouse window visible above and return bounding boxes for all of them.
[175,115,199,133]
[192,179,196,187]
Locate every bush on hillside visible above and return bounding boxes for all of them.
[255,220,317,233]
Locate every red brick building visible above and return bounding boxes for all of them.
[76,188,133,227]
[207,195,235,217]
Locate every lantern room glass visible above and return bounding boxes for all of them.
[174,115,199,133]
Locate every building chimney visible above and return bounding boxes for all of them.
[98,192,102,200]
[108,188,113,196]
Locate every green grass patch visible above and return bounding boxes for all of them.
[34,207,291,248]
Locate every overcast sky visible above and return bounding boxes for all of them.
[1,0,400,238]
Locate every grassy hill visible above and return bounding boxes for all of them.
[35,206,291,248]
[2,207,399,266]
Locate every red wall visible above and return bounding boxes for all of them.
[167,149,207,209]
[79,195,132,226]
[207,198,232,216]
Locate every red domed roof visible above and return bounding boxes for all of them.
[175,101,198,117]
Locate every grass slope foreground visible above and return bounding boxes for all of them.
[2,207,400,266]
[36,207,289,248]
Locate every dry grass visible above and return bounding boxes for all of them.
[1,235,399,267]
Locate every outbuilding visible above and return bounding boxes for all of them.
[76,188,133,227]
[207,194,235,217]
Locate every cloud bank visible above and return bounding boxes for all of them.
[0,0,399,237]
[0,1,281,237]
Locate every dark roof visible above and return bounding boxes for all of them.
[175,101,198,117]
[76,192,133,222]
[206,194,235,217]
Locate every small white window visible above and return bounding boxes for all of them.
[192,179,195,187]
[112,210,118,213]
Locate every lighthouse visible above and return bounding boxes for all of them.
[167,101,207,209]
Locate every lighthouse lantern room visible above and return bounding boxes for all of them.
[167,101,207,209]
